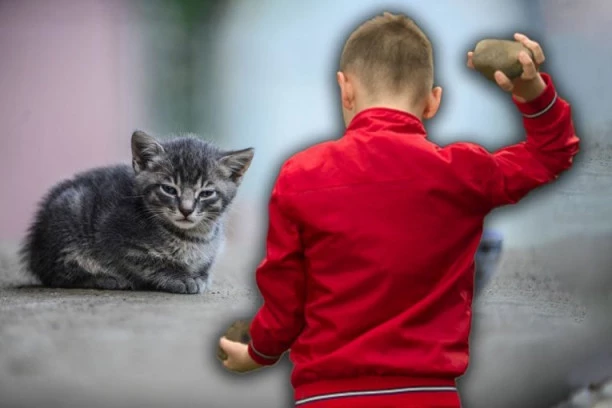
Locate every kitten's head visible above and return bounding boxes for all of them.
[131,130,254,231]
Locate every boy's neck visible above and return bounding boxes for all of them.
[346,101,424,127]
[344,103,423,127]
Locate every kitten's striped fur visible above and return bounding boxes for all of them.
[20,131,254,294]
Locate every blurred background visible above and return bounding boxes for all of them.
[1,0,611,248]
[1,1,611,407]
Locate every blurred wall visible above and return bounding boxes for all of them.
[0,0,149,241]
[538,0,612,132]
[488,0,612,246]
[2,0,611,248]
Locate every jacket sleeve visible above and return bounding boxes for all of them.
[484,73,580,208]
[452,73,580,210]
[247,166,306,366]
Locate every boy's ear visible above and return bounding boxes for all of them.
[423,86,443,120]
[337,71,354,111]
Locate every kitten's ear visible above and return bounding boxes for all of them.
[218,148,254,183]
[131,130,164,173]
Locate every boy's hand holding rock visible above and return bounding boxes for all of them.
[467,33,547,102]
[217,319,251,361]
[217,319,263,374]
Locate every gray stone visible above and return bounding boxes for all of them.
[472,39,535,81]
[217,319,251,361]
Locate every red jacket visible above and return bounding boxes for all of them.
[247,73,579,405]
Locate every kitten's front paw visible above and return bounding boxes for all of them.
[159,277,206,295]
[89,275,133,291]
[184,277,207,294]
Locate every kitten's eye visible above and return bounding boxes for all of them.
[160,185,178,196]
[198,190,216,200]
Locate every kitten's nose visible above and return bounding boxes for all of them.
[179,202,194,217]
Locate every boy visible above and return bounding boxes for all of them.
[219,11,579,408]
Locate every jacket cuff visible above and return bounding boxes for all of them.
[512,73,561,120]
[247,341,282,366]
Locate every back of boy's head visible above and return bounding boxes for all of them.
[340,12,434,104]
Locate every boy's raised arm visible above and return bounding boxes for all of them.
[459,34,580,210]
[484,72,580,207]
[247,166,306,366]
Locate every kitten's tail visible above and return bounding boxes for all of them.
[0,240,37,288]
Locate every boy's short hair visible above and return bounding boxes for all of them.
[340,12,434,103]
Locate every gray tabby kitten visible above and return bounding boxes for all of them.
[20,131,254,294]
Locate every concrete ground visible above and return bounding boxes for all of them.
[1,149,611,408]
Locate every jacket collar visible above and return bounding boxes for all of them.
[345,107,426,137]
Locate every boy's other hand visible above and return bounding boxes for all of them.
[467,33,546,102]
[219,336,263,374]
